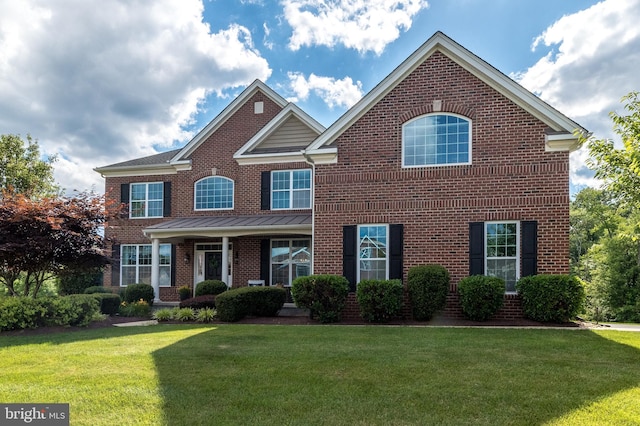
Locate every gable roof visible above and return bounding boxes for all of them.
[307,31,586,153]
[233,103,326,165]
[94,149,188,177]
[171,79,289,162]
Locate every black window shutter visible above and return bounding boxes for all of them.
[521,221,538,277]
[121,183,130,204]
[260,239,270,284]
[260,171,271,210]
[170,244,176,286]
[469,222,485,276]
[343,225,357,292]
[111,244,121,287]
[163,182,171,217]
[389,224,403,281]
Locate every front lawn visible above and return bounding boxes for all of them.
[1,325,639,425]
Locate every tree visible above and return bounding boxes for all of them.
[0,134,59,198]
[0,191,123,297]
[583,91,640,208]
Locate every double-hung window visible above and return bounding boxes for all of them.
[130,182,163,218]
[271,169,311,210]
[403,114,471,167]
[194,176,234,210]
[357,225,388,281]
[121,244,171,287]
[270,239,311,286]
[485,222,519,292]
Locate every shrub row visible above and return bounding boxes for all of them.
[0,295,101,331]
[356,279,403,322]
[216,287,286,322]
[179,295,216,310]
[516,274,585,323]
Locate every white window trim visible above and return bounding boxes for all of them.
[401,113,472,168]
[484,221,520,294]
[130,182,164,219]
[356,224,389,283]
[120,243,172,287]
[270,238,312,287]
[270,169,312,210]
[193,176,235,211]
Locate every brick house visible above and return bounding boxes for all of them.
[96,32,585,319]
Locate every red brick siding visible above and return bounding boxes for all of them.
[314,51,570,319]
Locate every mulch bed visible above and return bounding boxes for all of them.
[1,313,583,338]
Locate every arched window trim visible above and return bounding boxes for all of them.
[194,176,235,211]
[401,113,472,168]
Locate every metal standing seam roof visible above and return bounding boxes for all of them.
[144,213,312,234]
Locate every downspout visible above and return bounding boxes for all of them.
[302,150,315,274]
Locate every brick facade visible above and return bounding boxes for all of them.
[99,34,579,320]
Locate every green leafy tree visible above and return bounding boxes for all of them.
[0,134,59,198]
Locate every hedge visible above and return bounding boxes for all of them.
[407,264,450,320]
[92,293,121,315]
[457,275,505,321]
[0,295,100,331]
[123,283,155,306]
[216,287,286,322]
[291,275,349,323]
[356,279,404,322]
[516,274,585,323]
[179,295,216,310]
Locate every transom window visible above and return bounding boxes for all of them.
[271,169,311,210]
[130,182,163,218]
[403,114,471,167]
[358,225,388,282]
[271,239,311,286]
[485,222,519,292]
[194,176,234,210]
[121,244,171,287]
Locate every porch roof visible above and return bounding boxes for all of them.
[143,213,312,240]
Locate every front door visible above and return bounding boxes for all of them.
[205,252,223,281]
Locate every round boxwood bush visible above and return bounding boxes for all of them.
[123,283,155,306]
[92,293,121,315]
[516,274,585,323]
[291,275,349,323]
[195,280,228,296]
[457,275,505,321]
[407,264,450,320]
[356,279,404,322]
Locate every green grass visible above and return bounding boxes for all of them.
[1,325,640,425]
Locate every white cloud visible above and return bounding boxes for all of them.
[287,72,363,109]
[0,0,271,194]
[282,0,428,55]
[514,0,640,191]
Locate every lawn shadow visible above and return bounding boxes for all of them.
[151,326,640,425]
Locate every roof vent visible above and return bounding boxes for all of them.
[254,101,264,114]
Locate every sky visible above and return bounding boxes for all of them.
[1,0,639,195]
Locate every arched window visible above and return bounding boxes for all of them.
[402,114,471,167]
[194,176,234,210]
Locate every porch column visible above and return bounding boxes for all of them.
[151,238,161,303]
[221,236,229,287]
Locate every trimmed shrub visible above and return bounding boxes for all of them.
[516,274,585,323]
[195,280,228,296]
[44,294,101,327]
[124,283,155,306]
[291,275,349,323]
[407,264,450,321]
[178,285,192,301]
[92,293,121,315]
[216,287,286,322]
[458,276,505,321]
[57,269,103,295]
[0,297,48,331]
[84,286,113,294]
[180,295,216,310]
[356,279,404,322]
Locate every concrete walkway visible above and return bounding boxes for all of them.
[591,323,640,332]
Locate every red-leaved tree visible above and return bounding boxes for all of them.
[0,191,124,297]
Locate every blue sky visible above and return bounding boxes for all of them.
[0,0,638,194]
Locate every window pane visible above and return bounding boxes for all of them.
[148,183,163,200]
[292,190,311,209]
[403,114,470,166]
[148,200,163,217]
[122,246,137,265]
[272,264,289,286]
[159,266,171,287]
[138,266,151,284]
[131,184,146,201]
[122,266,137,286]
[272,171,289,190]
[195,177,233,210]
[272,191,289,209]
